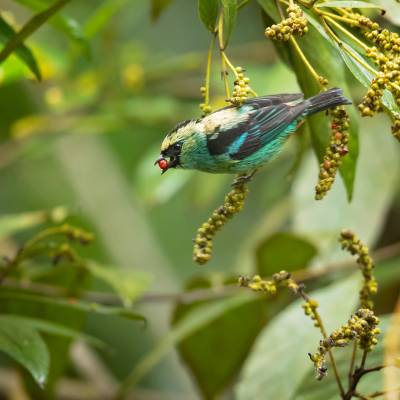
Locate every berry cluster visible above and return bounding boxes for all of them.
[228,66,252,106]
[239,270,300,296]
[302,299,320,328]
[193,183,248,264]
[199,86,212,115]
[340,229,377,309]
[315,106,350,200]
[265,4,308,41]
[309,309,380,380]
[392,118,400,141]
[345,13,400,140]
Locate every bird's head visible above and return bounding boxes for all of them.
[155,119,198,173]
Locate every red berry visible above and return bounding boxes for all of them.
[157,158,169,170]
[339,146,349,156]
[331,123,338,129]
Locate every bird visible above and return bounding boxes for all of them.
[155,88,351,179]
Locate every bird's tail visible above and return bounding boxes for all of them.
[304,88,351,116]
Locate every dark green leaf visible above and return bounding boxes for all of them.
[118,293,257,393]
[0,314,105,348]
[151,0,175,21]
[173,276,267,399]
[315,1,383,8]
[0,291,145,322]
[0,16,41,80]
[221,0,237,46]
[86,261,151,307]
[198,0,219,33]
[256,232,318,276]
[0,317,49,386]
[236,275,360,400]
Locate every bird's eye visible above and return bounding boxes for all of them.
[172,142,182,151]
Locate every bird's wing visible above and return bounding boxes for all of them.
[242,93,304,109]
[206,102,306,158]
[230,102,307,160]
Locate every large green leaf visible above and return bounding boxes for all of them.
[0,16,41,80]
[0,314,105,348]
[86,262,151,307]
[0,206,67,239]
[0,290,145,321]
[258,0,359,201]
[221,0,237,46]
[198,0,220,33]
[0,317,49,386]
[315,1,383,8]
[116,293,257,397]
[235,274,360,400]
[256,232,318,276]
[172,276,267,399]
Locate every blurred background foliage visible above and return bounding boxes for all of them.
[0,0,399,399]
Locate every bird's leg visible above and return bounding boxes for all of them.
[232,169,258,187]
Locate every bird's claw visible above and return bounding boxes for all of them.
[232,171,257,188]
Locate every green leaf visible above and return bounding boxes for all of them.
[256,232,318,276]
[83,0,128,38]
[221,0,237,46]
[12,0,88,49]
[259,0,359,200]
[236,274,360,400]
[198,0,219,33]
[0,290,145,322]
[294,315,397,399]
[173,276,267,399]
[117,293,257,396]
[0,314,105,348]
[150,0,175,21]
[0,0,71,69]
[0,16,41,80]
[0,317,49,386]
[86,262,151,307]
[0,206,68,239]
[315,1,383,8]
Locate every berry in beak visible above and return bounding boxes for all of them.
[155,156,170,174]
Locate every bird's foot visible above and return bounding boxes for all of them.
[232,170,257,188]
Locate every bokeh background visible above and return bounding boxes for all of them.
[0,0,399,399]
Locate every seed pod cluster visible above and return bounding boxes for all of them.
[315,106,350,200]
[199,86,212,115]
[239,270,300,296]
[309,308,380,380]
[193,183,248,264]
[265,4,308,41]
[228,66,252,106]
[391,118,400,141]
[345,12,400,135]
[340,229,377,309]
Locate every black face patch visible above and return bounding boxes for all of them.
[206,120,250,155]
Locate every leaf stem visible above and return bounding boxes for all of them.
[204,35,215,106]
[0,0,71,64]
[348,341,358,385]
[289,36,325,90]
